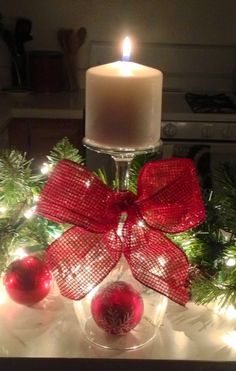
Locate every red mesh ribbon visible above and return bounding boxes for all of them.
[36,158,205,305]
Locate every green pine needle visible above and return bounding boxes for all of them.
[47,137,84,166]
[0,149,34,205]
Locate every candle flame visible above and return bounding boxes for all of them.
[122,37,131,61]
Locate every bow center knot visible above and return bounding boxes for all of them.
[110,191,137,213]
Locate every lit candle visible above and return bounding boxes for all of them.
[85,37,163,150]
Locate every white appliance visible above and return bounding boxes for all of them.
[161,91,236,189]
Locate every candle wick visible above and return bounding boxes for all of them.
[122,55,130,62]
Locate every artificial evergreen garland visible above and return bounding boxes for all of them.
[177,163,236,309]
[0,138,83,272]
[0,138,235,309]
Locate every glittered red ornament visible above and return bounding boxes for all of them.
[4,256,52,305]
[91,281,144,335]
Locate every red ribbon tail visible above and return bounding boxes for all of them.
[123,220,189,306]
[45,226,122,300]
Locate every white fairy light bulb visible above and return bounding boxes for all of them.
[0,280,8,304]
[24,206,36,219]
[222,331,236,349]
[211,299,236,320]
[137,220,146,228]
[0,206,7,214]
[217,304,236,320]
[33,194,39,203]
[40,162,50,175]
[13,247,28,259]
[225,258,236,267]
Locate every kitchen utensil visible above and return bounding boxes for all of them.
[14,17,32,87]
[29,50,66,92]
[14,17,32,54]
[2,29,22,88]
[58,27,87,91]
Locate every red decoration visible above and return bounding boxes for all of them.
[91,281,144,335]
[4,256,52,305]
[36,158,205,305]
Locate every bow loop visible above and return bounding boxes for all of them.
[136,158,205,233]
[45,226,122,300]
[36,160,119,233]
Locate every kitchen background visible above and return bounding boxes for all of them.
[1,0,236,91]
[0,0,236,187]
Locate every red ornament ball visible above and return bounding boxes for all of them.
[91,281,144,335]
[4,256,52,305]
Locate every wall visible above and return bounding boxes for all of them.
[1,0,236,90]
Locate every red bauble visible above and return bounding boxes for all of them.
[4,256,52,305]
[91,281,144,335]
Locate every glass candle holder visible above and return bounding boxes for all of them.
[74,257,168,350]
[73,139,167,350]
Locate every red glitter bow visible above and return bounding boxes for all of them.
[36,158,205,305]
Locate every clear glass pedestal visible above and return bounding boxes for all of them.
[74,258,168,350]
[73,138,166,350]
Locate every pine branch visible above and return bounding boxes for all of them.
[129,152,159,193]
[94,168,109,185]
[47,137,84,166]
[214,163,236,233]
[170,231,216,268]
[0,149,34,205]
[191,277,236,308]
[0,139,81,273]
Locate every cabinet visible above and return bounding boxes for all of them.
[8,118,85,167]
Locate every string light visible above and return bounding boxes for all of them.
[33,194,39,202]
[225,258,236,267]
[13,248,28,259]
[40,162,51,175]
[157,255,168,267]
[222,331,236,349]
[137,220,146,228]
[24,206,36,219]
[85,180,91,188]
[212,302,236,320]
[0,206,7,214]
[0,280,8,304]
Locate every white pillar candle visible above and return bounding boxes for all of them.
[85,38,163,150]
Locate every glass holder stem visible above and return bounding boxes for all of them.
[112,155,134,191]
[79,138,166,350]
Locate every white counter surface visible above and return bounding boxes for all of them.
[0,91,85,132]
[0,285,236,363]
[1,91,236,133]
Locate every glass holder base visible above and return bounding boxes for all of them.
[76,138,167,350]
[83,315,157,350]
[83,137,163,157]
